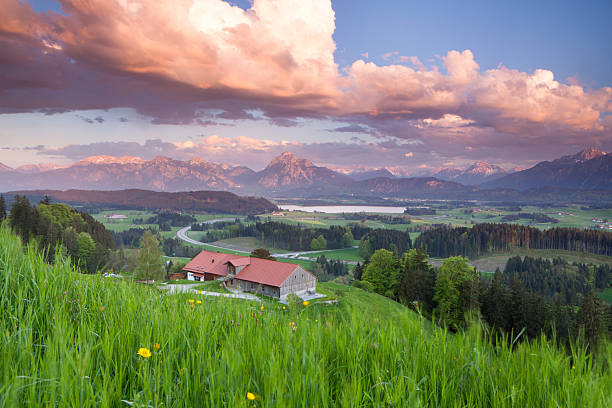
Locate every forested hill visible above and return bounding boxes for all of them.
[414,223,612,258]
[9,189,278,214]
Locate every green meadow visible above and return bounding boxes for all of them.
[1,226,611,407]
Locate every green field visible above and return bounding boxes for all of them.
[94,206,611,271]
[305,247,362,261]
[409,204,612,230]
[1,227,611,407]
[187,235,290,254]
[465,248,612,273]
[598,288,612,304]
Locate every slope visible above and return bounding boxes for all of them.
[0,227,610,407]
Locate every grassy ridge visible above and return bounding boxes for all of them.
[0,227,611,407]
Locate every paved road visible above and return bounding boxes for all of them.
[176,221,358,259]
[176,218,246,252]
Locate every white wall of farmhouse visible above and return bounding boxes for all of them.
[279,266,316,297]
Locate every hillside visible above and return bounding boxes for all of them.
[482,148,611,190]
[1,228,610,406]
[10,189,278,214]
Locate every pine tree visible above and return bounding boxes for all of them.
[578,291,607,352]
[9,195,35,243]
[481,270,509,332]
[399,248,436,314]
[0,195,6,222]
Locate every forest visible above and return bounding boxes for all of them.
[356,248,611,351]
[3,195,114,273]
[414,223,612,258]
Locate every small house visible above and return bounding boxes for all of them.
[182,250,317,299]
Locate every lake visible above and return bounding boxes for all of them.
[278,205,406,214]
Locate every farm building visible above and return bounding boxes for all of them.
[182,250,317,299]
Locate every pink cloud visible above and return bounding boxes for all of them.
[0,0,610,157]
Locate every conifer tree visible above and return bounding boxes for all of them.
[0,195,6,222]
[399,248,436,314]
[578,291,607,351]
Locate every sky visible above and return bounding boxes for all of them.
[0,0,611,173]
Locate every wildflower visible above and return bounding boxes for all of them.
[315,320,318,323]
[188,299,194,304]
[100,306,105,312]
[282,306,286,310]
[572,365,575,370]
[154,343,161,351]
[303,300,310,306]
[260,305,264,311]
[246,392,256,400]
[196,300,202,304]
[137,348,152,358]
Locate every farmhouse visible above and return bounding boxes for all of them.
[182,250,317,299]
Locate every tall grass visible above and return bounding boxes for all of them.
[0,226,610,407]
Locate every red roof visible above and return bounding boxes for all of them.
[235,257,302,287]
[228,258,251,267]
[182,251,234,276]
[182,250,316,288]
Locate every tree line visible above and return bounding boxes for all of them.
[3,195,115,273]
[134,212,197,231]
[311,255,350,282]
[355,248,611,352]
[414,223,612,258]
[254,221,353,251]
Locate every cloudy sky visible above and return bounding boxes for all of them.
[1,0,611,173]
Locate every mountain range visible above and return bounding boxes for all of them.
[431,161,508,185]
[0,148,610,198]
[481,148,611,190]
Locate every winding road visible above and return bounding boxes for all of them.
[176,221,358,260]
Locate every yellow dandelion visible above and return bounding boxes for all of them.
[246,392,256,400]
[303,300,310,306]
[188,299,194,304]
[99,306,105,312]
[282,306,286,310]
[137,348,151,358]
[154,343,161,350]
[260,305,264,311]
[196,300,202,305]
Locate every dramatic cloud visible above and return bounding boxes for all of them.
[0,0,611,160]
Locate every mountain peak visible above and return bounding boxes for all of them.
[79,155,144,165]
[267,152,313,168]
[465,161,506,176]
[574,147,607,161]
[151,155,173,163]
[258,152,348,188]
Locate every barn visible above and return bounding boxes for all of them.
[182,250,317,299]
